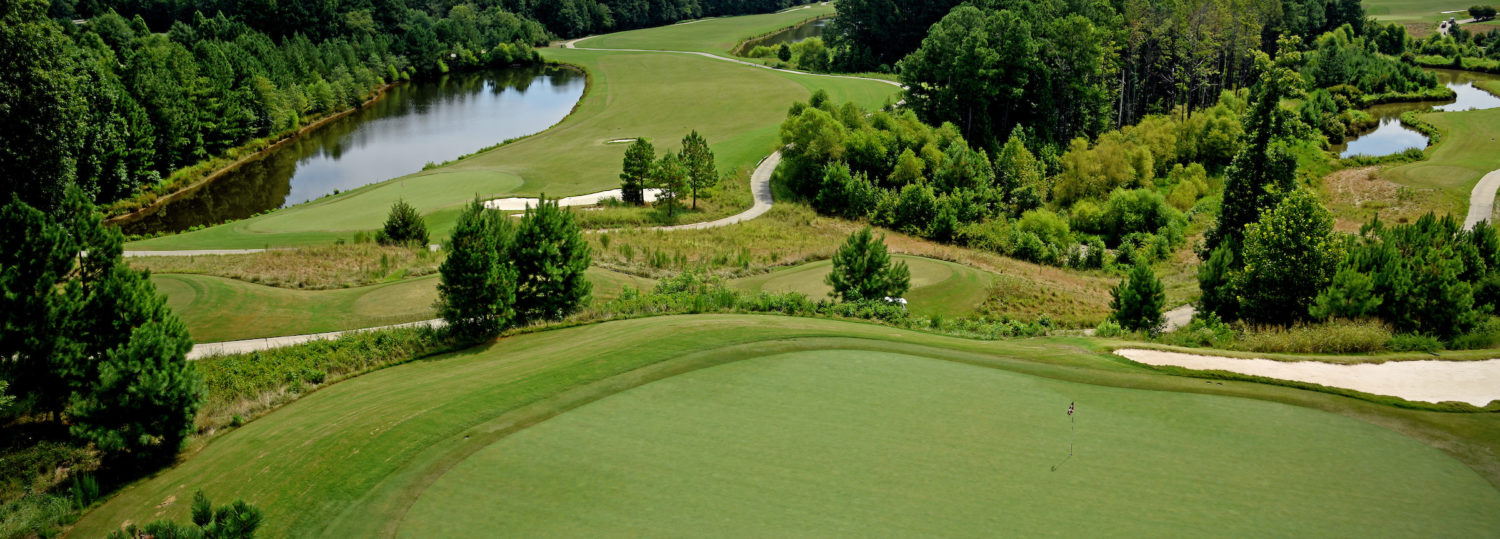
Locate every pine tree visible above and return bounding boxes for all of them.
[681,130,716,210]
[826,227,911,302]
[511,195,592,324]
[1111,262,1166,334]
[1196,239,1240,321]
[619,138,654,205]
[438,198,515,339]
[651,151,689,217]
[377,199,429,247]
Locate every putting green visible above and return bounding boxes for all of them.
[71,316,1500,537]
[127,10,901,251]
[156,267,652,342]
[730,255,996,316]
[403,350,1498,536]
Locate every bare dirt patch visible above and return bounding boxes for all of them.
[1322,166,1436,232]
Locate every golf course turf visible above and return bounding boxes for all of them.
[729,254,997,316]
[156,268,653,342]
[69,315,1500,536]
[125,9,900,251]
[1383,107,1500,218]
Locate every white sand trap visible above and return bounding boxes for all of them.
[1116,349,1500,406]
[606,138,638,143]
[485,189,662,211]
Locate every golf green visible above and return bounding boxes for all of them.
[403,349,1500,536]
[730,255,996,316]
[70,315,1500,536]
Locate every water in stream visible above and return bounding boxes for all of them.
[1335,69,1500,159]
[121,65,586,235]
[738,17,829,52]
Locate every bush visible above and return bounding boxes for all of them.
[1110,262,1166,334]
[377,199,429,247]
[1236,320,1392,354]
[1093,319,1125,337]
[1388,333,1442,353]
[1155,312,1237,349]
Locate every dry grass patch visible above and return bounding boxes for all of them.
[1321,165,1437,232]
[128,243,441,289]
[590,202,1118,326]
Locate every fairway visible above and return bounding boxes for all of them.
[730,255,996,316]
[581,3,836,54]
[127,9,901,251]
[156,267,651,342]
[1383,107,1500,218]
[70,315,1500,537]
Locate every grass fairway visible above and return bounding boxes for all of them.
[1382,107,1500,218]
[581,3,836,54]
[127,13,899,251]
[72,315,1500,536]
[729,255,996,316]
[156,268,651,342]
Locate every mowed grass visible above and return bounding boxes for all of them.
[70,315,1500,537]
[403,350,1497,536]
[580,3,836,54]
[728,254,996,316]
[127,21,899,251]
[1382,107,1500,218]
[1364,0,1475,20]
[156,268,651,342]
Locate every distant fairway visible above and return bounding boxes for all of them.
[128,9,900,251]
[1383,108,1500,217]
[730,255,996,316]
[581,3,836,54]
[71,315,1500,537]
[156,267,651,342]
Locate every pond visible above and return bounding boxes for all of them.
[1335,69,1500,159]
[119,65,586,235]
[738,17,829,52]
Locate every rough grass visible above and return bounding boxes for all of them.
[591,203,1118,325]
[572,166,755,229]
[129,244,441,290]
[125,23,899,250]
[154,267,652,342]
[1233,320,1395,355]
[68,315,1500,537]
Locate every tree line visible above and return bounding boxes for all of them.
[55,0,806,41]
[3,0,549,213]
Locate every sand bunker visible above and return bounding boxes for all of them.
[1115,349,1500,406]
[485,189,662,212]
[606,138,638,143]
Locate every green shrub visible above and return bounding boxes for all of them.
[377,199,429,247]
[1093,319,1125,337]
[1155,312,1237,349]
[1110,262,1166,334]
[1388,333,1442,353]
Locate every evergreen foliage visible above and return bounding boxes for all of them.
[826,227,911,302]
[511,195,593,324]
[438,198,516,340]
[0,187,201,465]
[1196,239,1240,321]
[681,130,716,210]
[377,199,429,247]
[651,151,690,217]
[1110,262,1166,334]
[106,490,262,538]
[1234,189,1343,325]
[619,138,655,205]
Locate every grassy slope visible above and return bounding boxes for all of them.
[728,254,996,316]
[405,349,1497,536]
[127,13,898,251]
[582,3,836,54]
[158,268,652,342]
[71,315,1500,537]
[1363,0,1474,20]
[1382,107,1500,217]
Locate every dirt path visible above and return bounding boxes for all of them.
[1464,168,1500,230]
[1115,348,1500,406]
